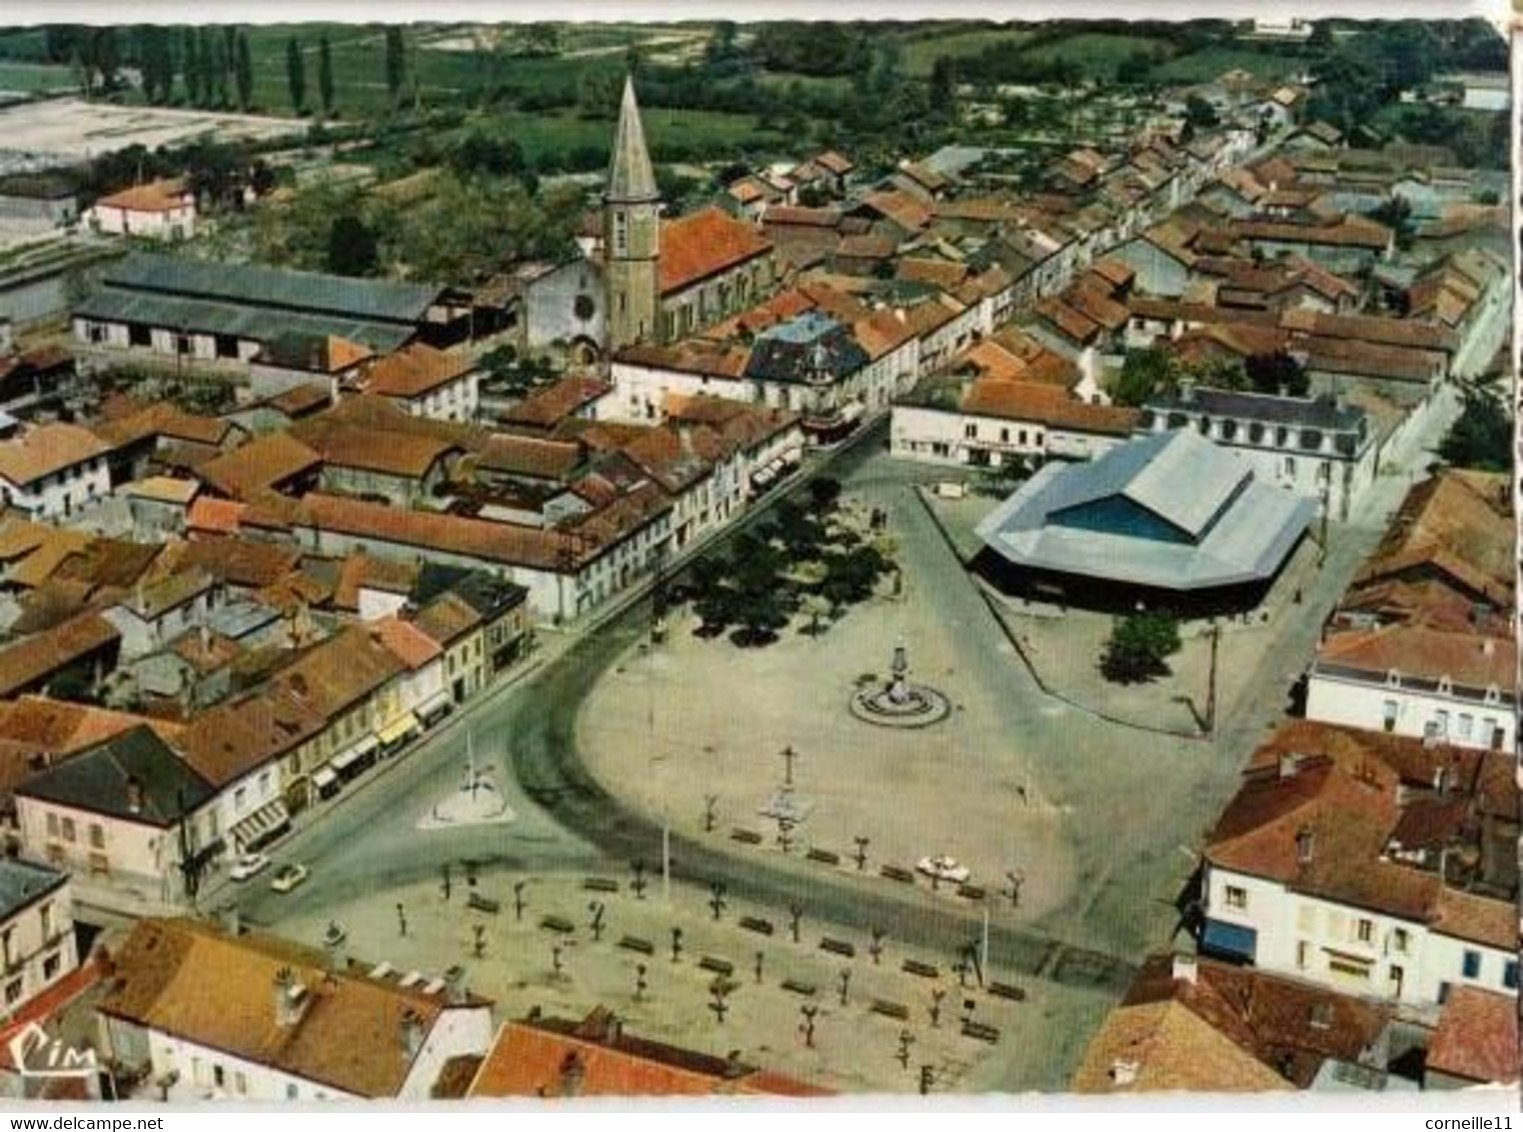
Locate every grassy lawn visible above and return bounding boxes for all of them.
[0,61,80,94]
[898,26,1035,76]
[1150,45,1310,84]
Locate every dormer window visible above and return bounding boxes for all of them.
[1436,676,1452,696]
[1484,685,1501,704]
[1385,669,1401,688]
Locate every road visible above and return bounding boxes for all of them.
[222,381,1460,1001]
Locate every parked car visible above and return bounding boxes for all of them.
[270,863,310,894]
[916,855,971,885]
[229,852,270,882]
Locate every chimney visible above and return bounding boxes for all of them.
[443,964,466,1005]
[125,775,145,815]
[556,1051,587,1098]
[323,924,347,973]
[1278,751,1300,779]
[1295,824,1315,866]
[273,968,307,1028]
[398,1009,424,1060]
[1171,953,1199,984]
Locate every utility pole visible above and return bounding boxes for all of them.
[1205,623,1220,736]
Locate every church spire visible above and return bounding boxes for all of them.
[606,75,659,203]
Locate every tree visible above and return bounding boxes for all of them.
[1100,611,1182,685]
[180,27,200,105]
[234,32,253,111]
[385,27,406,110]
[516,23,562,58]
[807,476,842,517]
[1370,195,1415,250]
[318,34,335,117]
[1437,387,1510,472]
[1244,351,1308,398]
[211,28,230,107]
[1113,347,1178,407]
[327,212,379,276]
[285,35,306,114]
[194,27,214,106]
[1184,93,1219,129]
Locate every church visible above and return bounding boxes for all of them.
[601,77,780,352]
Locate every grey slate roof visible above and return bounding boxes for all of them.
[744,312,869,385]
[0,858,67,923]
[101,253,441,324]
[74,288,418,355]
[17,725,214,827]
[976,430,1315,591]
[1143,388,1367,432]
[606,76,659,204]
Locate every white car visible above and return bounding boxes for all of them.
[270,863,310,894]
[916,855,971,885]
[229,853,270,882]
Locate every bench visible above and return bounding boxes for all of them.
[738,916,774,936]
[618,935,655,955]
[901,959,940,979]
[870,999,910,1021]
[819,937,856,958]
[698,956,735,977]
[539,915,575,934]
[988,981,1027,1002]
[961,1021,1000,1044]
[781,979,817,997]
[466,893,499,915]
[805,848,840,865]
[582,877,619,893]
[880,864,916,883]
[730,828,763,844]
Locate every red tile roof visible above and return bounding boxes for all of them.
[499,377,613,430]
[1427,988,1519,1084]
[960,379,1139,437]
[659,207,773,295]
[197,433,320,500]
[364,343,476,400]
[1313,623,1515,692]
[95,177,191,214]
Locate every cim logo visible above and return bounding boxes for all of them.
[7,1020,98,1078]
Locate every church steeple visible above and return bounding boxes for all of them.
[603,75,662,351]
[606,75,659,204]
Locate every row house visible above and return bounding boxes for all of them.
[363,342,481,423]
[1305,623,1515,752]
[98,918,494,1102]
[0,859,78,1018]
[1199,720,1515,1009]
[0,424,112,521]
[1136,385,1379,521]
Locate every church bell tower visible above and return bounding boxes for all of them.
[604,76,662,350]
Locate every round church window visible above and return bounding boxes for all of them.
[574,294,596,321]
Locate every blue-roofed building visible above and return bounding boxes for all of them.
[0,858,78,1016]
[744,312,872,443]
[975,429,1315,608]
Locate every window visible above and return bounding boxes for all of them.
[234,1071,247,1096]
[1431,710,1449,737]
[1224,885,1248,909]
[39,903,51,940]
[1295,940,1309,969]
[1282,456,1296,476]
[42,953,59,980]
[1457,714,1473,740]
[88,824,104,850]
[3,979,20,1005]
[1391,928,1409,954]
[60,817,75,843]
[45,813,58,839]
[1382,699,1398,731]
[213,1065,225,1088]
[286,1084,299,1101]
[999,428,1009,443]
[1462,950,1482,979]
[963,423,977,440]
[0,928,11,967]
[1356,919,1373,944]
[1505,961,1518,990]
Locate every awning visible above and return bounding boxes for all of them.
[312,766,339,789]
[1320,946,1374,966]
[418,692,453,722]
[331,736,380,771]
[1200,918,1257,963]
[376,712,420,747]
[230,799,290,851]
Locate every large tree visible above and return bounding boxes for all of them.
[285,35,306,114]
[1101,611,1182,685]
[1244,351,1309,398]
[318,34,335,117]
[1113,346,1179,407]
[385,27,406,109]
[327,212,380,276]
[234,32,253,111]
[1438,387,1511,472]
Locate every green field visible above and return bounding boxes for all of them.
[1028,32,1179,77]
[0,61,80,94]
[898,27,1034,76]
[500,106,787,165]
[1151,45,1310,84]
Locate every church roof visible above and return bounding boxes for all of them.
[606,76,659,204]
